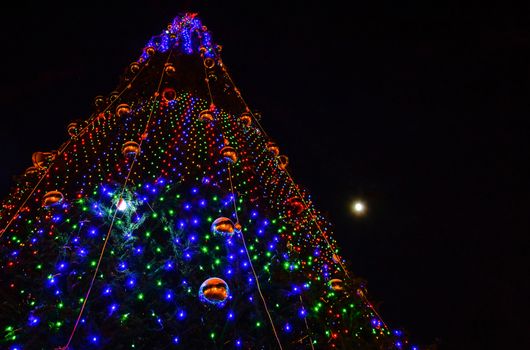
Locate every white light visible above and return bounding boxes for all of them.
[117,198,128,211]
[351,200,366,216]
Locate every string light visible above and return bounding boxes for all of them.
[0,12,415,350]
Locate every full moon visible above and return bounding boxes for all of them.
[351,200,366,216]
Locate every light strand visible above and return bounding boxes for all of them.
[227,163,283,350]
[0,63,148,240]
[61,50,174,349]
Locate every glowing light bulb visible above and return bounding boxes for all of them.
[117,198,127,211]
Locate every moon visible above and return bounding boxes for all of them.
[351,200,366,216]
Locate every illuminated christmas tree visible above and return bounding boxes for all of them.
[0,13,415,349]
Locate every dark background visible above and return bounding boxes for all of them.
[0,1,529,349]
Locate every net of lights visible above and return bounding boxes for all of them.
[0,13,417,349]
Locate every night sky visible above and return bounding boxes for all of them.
[0,2,529,349]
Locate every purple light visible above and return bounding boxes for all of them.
[284,323,291,332]
[177,310,186,319]
[173,336,179,344]
[165,261,174,270]
[299,308,307,318]
[109,303,119,315]
[28,315,40,326]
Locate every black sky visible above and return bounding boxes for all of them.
[0,2,529,349]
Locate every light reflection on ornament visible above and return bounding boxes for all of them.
[198,277,229,305]
[199,110,214,122]
[286,196,305,216]
[211,217,235,237]
[239,112,252,127]
[116,103,131,117]
[42,191,64,208]
[328,278,344,292]
[220,146,238,163]
[129,62,140,74]
[277,154,289,170]
[67,122,78,137]
[94,95,105,108]
[162,87,177,102]
[144,46,156,56]
[266,141,280,156]
[117,198,128,211]
[32,151,56,169]
[24,166,40,177]
[109,91,119,102]
[164,63,176,76]
[121,141,141,158]
[203,57,215,69]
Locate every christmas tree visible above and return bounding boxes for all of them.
[0,13,415,349]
